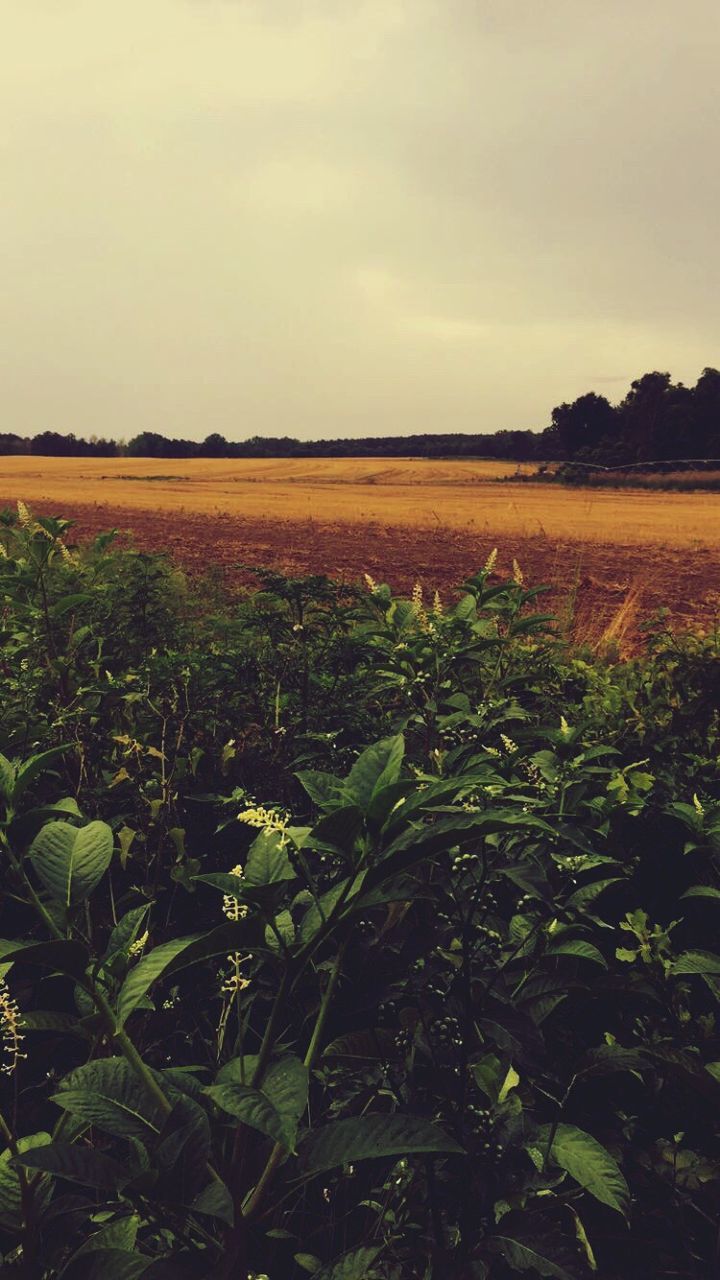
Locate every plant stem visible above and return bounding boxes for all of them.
[243,942,346,1221]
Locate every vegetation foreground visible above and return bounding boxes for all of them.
[0,506,718,1280]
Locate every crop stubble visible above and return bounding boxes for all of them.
[1,456,718,646]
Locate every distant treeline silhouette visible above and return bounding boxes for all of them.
[2,368,719,463]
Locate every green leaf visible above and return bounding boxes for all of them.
[50,592,93,618]
[116,920,262,1026]
[0,753,15,803]
[116,936,203,1026]
[491,1235,577,1279]
[0,1133,51,1222]
[29,819,113,906]
[342,736,404,813]
[206,1055,308,1152]
[16,1142,130,1191]
[298,875,365,946]
[299,1114,463,1174]
[295,1254,322,1274]
[295,771,343,809]
[670,950,720,976]
[13,745,70,802]
[191,1179,235,1225]
[0,939,89,979]
[60,1249,151,1280]
[53,1058,164,1140]
[579,1045,645,1079]
[498,1064,520,1102]
[539,1123,629,1216]
[315,1248,382,1280]
[104,906,151,962]
[244,829,296,887]
[680,886,720,902]
[71,1216,140,1255]
[547,939,607,968]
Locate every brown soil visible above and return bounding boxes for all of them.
[3,496,717,652]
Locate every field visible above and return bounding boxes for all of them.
[2,456,719,648]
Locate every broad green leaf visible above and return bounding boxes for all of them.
[0,753,15,802]
[70,1216,139,1255]
[579,1045,645,1078]
[104,905,151,962]
[547,939,607,968]
[154,1096,211,1202]
[50,592,93,618]
[244,829,296,887]
[471,1054,503,1102]
[670,950,720,976]
[322,1030,397,1063]
[206,1055,308,1152]
[116,936,203,1026]
[299,1114,463,1174]
[498,1064,520,1102]
[116,920,262,1026]
[295,770,343,809]
[13,745,70,802]
[539,1123,629,1216]
[343,736,404,812]
[0,939,88,979]
[565,878,622,911]
[191,1178,234,1225]
[60,1249,151,1279]
[315,1247,382,1280]
[298,875,365,946]
[17,1143,130,1191]
[22,1010,89,1037]
[29,819,113,906]
[53,1058,164,1140]
[304,806,363,854]
[0,1133,51,1222]
[491,1235,577,1279]
[680,886,720,902]
[295,1255,322,1274]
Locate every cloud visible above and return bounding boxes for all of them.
[1,0,719,439]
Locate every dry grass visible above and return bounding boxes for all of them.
[1,456,720,548]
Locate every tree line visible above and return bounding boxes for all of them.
[2,367,719,463]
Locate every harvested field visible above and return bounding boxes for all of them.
[1,455,720,545]
[1,456,719,649]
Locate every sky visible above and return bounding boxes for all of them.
[2,0,719,442]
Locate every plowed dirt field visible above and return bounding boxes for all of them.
[1,457,718,649]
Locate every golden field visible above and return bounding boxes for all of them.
[1,455,719,548]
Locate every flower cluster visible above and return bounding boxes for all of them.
[237,806,288,836]
[0,979,26,1076]
[223,864,249,922]
[411,581,429,629]
[221,952,252,998]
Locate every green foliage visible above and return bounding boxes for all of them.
[0,507,718,1277]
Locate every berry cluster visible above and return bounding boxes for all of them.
[452,851,479,875]
[472,924,502,957]
[431,1015,463,1049]
[467,1106,503,1163]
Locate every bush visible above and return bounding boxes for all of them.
[0,509,718,1278]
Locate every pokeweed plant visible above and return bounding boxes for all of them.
[0,508,717,1278]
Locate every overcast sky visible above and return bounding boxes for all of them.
[2,0,719,441]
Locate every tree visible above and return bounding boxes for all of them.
[198,433,229,458]
[550,393,617,457]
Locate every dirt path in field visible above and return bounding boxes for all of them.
[3,496,717,651]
